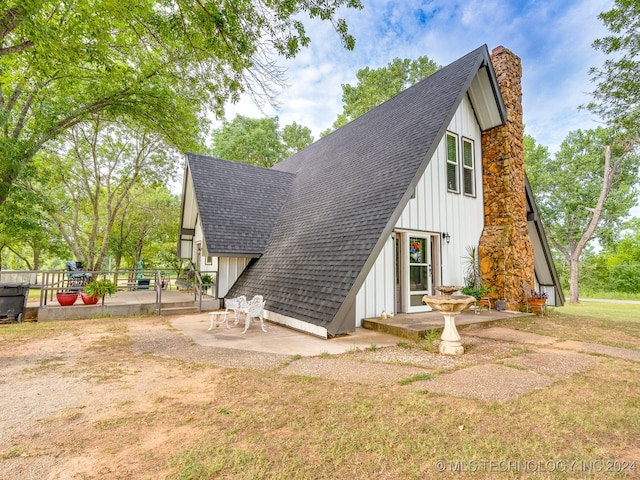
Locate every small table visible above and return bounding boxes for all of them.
[208,311,229,330]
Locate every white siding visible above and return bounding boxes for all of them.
[355,236,395,326]
[395,96,484,285]
[217,257,251,298]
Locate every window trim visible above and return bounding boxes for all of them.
[446,132,459,193]
[462,137,476,197]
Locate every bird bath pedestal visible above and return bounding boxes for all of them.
[422,287,476,355]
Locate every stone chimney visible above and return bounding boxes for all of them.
[478,46,534,310]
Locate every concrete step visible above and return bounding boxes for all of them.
[159,306,201,316]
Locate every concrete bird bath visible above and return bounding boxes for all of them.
[422,286,476,355]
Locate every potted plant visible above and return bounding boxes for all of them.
[200,273,213,294]
[83,279,117,306]
[56,290,79,306]
[528,291,548,313]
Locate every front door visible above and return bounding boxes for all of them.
[395,232,439,313]
[408,235,432,312]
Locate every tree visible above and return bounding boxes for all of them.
[0,0,362,206]
[524,130,639,303]
[327,56,440,132]
[108,184,181,271]
[0,185,68,270]
[586,0,640,131]
[282,122,314,156]
[211,115,313,167]
[28,118,177,271]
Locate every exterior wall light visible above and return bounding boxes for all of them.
[442,232,451,244]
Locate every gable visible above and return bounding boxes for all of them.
[184,154,296,257]
[227,45,507,335]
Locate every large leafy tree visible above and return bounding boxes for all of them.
[327,56,440,132]
[108,184,180,272]
[211,115,313,167]
[28,118,177,271]
[525,130,639,303]
[0,0,362,206]
[0,186,68,270]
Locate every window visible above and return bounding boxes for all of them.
[446,133,458,192]
[462,138,475,196]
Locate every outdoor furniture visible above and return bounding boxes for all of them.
[64,261,92,289]
[208,310,230,330]
[225,295,248,324]
[477,297,492,314]
[242,295,267,334]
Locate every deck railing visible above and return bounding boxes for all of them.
[0,268,218,313]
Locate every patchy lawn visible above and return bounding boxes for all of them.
[1,313,639,479]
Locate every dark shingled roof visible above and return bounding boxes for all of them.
[187,154,295,256]
[226,45,499,335]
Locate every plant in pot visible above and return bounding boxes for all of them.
[56,290,79,306]
[528,290,548,313]
[83,279,117,306]
[200,273,213,294]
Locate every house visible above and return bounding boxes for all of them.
[178,45,564,338]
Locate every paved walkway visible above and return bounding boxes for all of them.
[170,314,640,402]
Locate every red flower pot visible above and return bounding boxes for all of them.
[80,292,99,305]
[56,292,78,306]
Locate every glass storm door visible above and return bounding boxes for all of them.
[407,236,432,312]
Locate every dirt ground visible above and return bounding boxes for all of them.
[0,315,637,479]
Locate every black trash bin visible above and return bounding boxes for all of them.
[0,283,29,323]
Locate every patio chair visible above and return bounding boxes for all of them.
[242,295,267,334]
[64,261,92,289]
[225,295,248,324]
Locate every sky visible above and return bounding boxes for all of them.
[220,0,612,155]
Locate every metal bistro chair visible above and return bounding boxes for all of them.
[225,295,248,325]
[242,295,267,334]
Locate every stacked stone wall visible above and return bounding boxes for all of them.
[478,46,535,310]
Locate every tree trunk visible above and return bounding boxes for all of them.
[569,255,580,304]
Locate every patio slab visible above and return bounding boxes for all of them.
[416,363,554,402]
[465,326,557,345]
[170,312,403,357]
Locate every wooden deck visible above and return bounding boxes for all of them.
[363,307,531,341]
[24,289,219,322]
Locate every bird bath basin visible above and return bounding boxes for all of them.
[422,287,476,355]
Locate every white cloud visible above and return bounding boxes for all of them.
[210,0,615,152]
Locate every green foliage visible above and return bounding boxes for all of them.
[211,115,313,167]
[0,0,362,205]
[282,122,314,156]
[84,279,117,298]
[200,274,213,286]
[526,129,639,251]
[329,56,440,131]
[580,218,640,294]
[212,116,284,167]
[29,119,177,271]
[586,0,640,130]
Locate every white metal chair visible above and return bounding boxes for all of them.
[225,295,248,324]
[242,295,267,334]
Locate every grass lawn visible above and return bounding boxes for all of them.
[491,301,640,350]
[2,310,639,479]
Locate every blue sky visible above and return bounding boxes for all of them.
[223,0,612,155]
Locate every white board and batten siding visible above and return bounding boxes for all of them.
[355,97,485,326]
[355,236,396,327]
[217,257,251,299]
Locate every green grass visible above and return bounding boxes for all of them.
[556,301,640,323]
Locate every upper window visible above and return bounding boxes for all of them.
[446,133,458,192]
[462,138,475,196]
